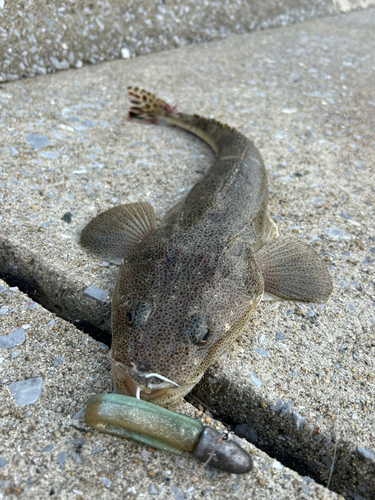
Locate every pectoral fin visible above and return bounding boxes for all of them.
[254,238,332,303]
[80,202,156,264]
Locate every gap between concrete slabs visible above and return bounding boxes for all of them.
[0,279,342,499]
[0,8,374,499]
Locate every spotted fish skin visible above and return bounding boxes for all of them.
[80,88,332,407]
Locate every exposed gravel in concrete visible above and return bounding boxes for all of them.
[0,279,342,499]
[1,0,374,83]
[0,8,374,499]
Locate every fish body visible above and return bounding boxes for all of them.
[81,88,332,407]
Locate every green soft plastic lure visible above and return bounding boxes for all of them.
[85,394,253,473]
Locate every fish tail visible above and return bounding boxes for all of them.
[127,87,180,126]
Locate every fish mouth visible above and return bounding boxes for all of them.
[109,351,184,402]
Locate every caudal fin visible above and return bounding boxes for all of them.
[127,87,179,125]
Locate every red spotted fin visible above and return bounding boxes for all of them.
[127,87,179,125]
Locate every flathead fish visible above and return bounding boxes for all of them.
[81,88,332,407]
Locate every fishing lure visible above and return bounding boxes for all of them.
[85,394,253,473]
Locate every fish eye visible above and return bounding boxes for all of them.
[125,309,133,325]
[186,316,210,346]
[201,327,210,343]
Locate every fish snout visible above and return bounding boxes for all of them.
[109,351,180,402]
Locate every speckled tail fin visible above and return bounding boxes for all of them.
[254,238,333,303]
[80,202,156,264]
[127,87,179,125]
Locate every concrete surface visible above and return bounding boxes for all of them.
[0,7,374,500]
[1,0,375,83]
[0,280,343,499]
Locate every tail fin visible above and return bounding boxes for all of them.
[127,87,179,125]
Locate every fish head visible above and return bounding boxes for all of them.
[110,243,263,407]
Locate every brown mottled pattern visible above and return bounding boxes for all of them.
[81,88,331,407]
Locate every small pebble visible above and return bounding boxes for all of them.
[61,212,72,224]
[121,47,131,59]
[276,331,286,340]
[101,477,111,488]
[91,447,100,455]
[40,151,59,159]
[324,228,349,240]
[348,301,356,311]
[71,451,81,464]
[83,286,108,302]
[171,484,184,500]
[70,439,86,446]
[312,197,325,205]
[42,444,53,452]
[26,133,50,150]
[340,212,352,219]
[9,146,19,156]
[38,220,53,228]
[10,350,20,360]
[73,408,85,420]
[301,484,310,495]
[258,334,266,345]
[254,347,268,358]
[25,300,36,310]
[0,328,25,349]
[271,399,284,411]
[306,309,315,317]
[90,162,105,168]
[362,256,372,265]
[0,306,8,315]
[148,484,158,495]
[248,371,262,387]
[279,401,293,417]
[0,457,7,467]
[293,412,306,431]
[50,57,69,70]
[357,447,375,461]
[7,377,43,405]
[52,357,64,367]
[302,476,314,484]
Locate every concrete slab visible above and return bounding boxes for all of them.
[0,279,342,499]
[0,8,374,499]
[1,0,375,83]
